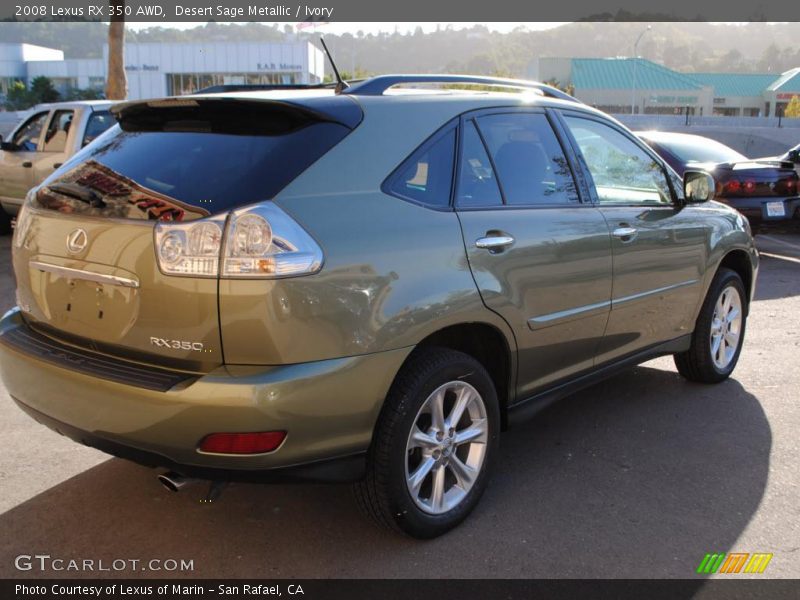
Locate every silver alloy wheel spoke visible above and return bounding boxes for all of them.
[408,457,435,495]
[431,465,446,512]
[709,284,743,370]
[454,420,487,445]
[404,380,488,515]
[449,454,477,489]
[409,426,439,450]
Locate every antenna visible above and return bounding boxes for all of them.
[319,37,349,94]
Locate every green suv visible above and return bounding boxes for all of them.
[0,75,758,538]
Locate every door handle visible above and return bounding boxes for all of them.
[475,234,515,253]
[53,163,62,169]
[22,161,32,168]
[612,227,638,242]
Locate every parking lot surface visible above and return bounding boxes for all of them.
[0,233,798,579]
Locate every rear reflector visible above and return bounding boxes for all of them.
[198,431,286,454]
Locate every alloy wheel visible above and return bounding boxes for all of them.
[404,381,488,515]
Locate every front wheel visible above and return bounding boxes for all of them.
[355,347,499,538]
[674,268,747,383]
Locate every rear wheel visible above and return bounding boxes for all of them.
[674,268,747,383]
[355,347,499,538]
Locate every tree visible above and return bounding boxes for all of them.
[785,96,800,119]
[3,81,31,110]
[105,1,127,100]
[29,76,60,103]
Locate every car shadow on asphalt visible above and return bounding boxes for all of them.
[0,366,770,581]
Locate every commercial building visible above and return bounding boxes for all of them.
[0,41,326,101]
[530,57,800,117]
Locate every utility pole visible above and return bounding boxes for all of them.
[630,25,652,115]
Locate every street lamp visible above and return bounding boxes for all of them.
[631,25,652,115]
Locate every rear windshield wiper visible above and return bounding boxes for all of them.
[47,182,107,208]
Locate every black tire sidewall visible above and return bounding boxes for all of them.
[384,352,499,538]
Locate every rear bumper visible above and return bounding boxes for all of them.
[0,308,411,482]
[722,196,800,224]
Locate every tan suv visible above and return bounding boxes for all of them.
[0,76,758,538]
[0,100,116,233]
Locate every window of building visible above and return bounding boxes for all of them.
[167,72,299,95]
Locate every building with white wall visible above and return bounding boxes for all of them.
[0,43,64,97]
[1,41,325,102]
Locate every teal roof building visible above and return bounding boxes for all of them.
[530,57,798,118]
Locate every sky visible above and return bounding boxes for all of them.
[125,22,569,34]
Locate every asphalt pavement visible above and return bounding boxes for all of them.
[0,233,798,579]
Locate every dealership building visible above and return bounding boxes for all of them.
[530,57,800,118]
[0,41,326,100]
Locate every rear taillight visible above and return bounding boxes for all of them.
[154,215,225,276]
[222,204,323,278]
[743,180,757,194]
[154,202,322,279]
[724,180,741,195]
[198,431,287,454]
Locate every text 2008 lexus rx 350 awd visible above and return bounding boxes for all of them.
[0,75,758,538]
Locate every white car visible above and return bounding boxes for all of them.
[0,100,117,232]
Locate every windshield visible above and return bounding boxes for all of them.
[655,136,746,165]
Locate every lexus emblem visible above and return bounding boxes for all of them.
[66,228,88,254]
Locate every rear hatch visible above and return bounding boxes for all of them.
[12,95,358,372]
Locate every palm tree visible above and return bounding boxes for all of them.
[105,1,127,100]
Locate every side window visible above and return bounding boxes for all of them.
[386,127,455,208]
[456,120,502,208]
[476,113,579,205]
[563,116,673,205]
[42,110,74,153]
[82,111,115,147]
[11,112,49,152]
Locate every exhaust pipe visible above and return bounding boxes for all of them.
[158,471,197,492]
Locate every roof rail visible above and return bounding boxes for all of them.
[341,74,581,103]
[193,83,338,94]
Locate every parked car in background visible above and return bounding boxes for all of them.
[0,76,758,538]
[0,100,117,233]
[757,142,800,178]
[638,131,799,233]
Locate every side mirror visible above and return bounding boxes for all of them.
[684,170,715,203]
[788,149,800,163]
[0,140,17,152]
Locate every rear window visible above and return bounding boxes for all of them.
[34,101,352,221]
[82,111,115,147]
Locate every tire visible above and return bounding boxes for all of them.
[354,347,500,539]
[674,268,747,384]
[0,209,11,236]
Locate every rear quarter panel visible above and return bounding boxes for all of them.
[218,98,516,366]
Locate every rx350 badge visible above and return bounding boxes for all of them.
[150,337,205,352]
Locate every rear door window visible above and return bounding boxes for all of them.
[42,110,74,153]
[475,112,579,205]
[456,120,503,208]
